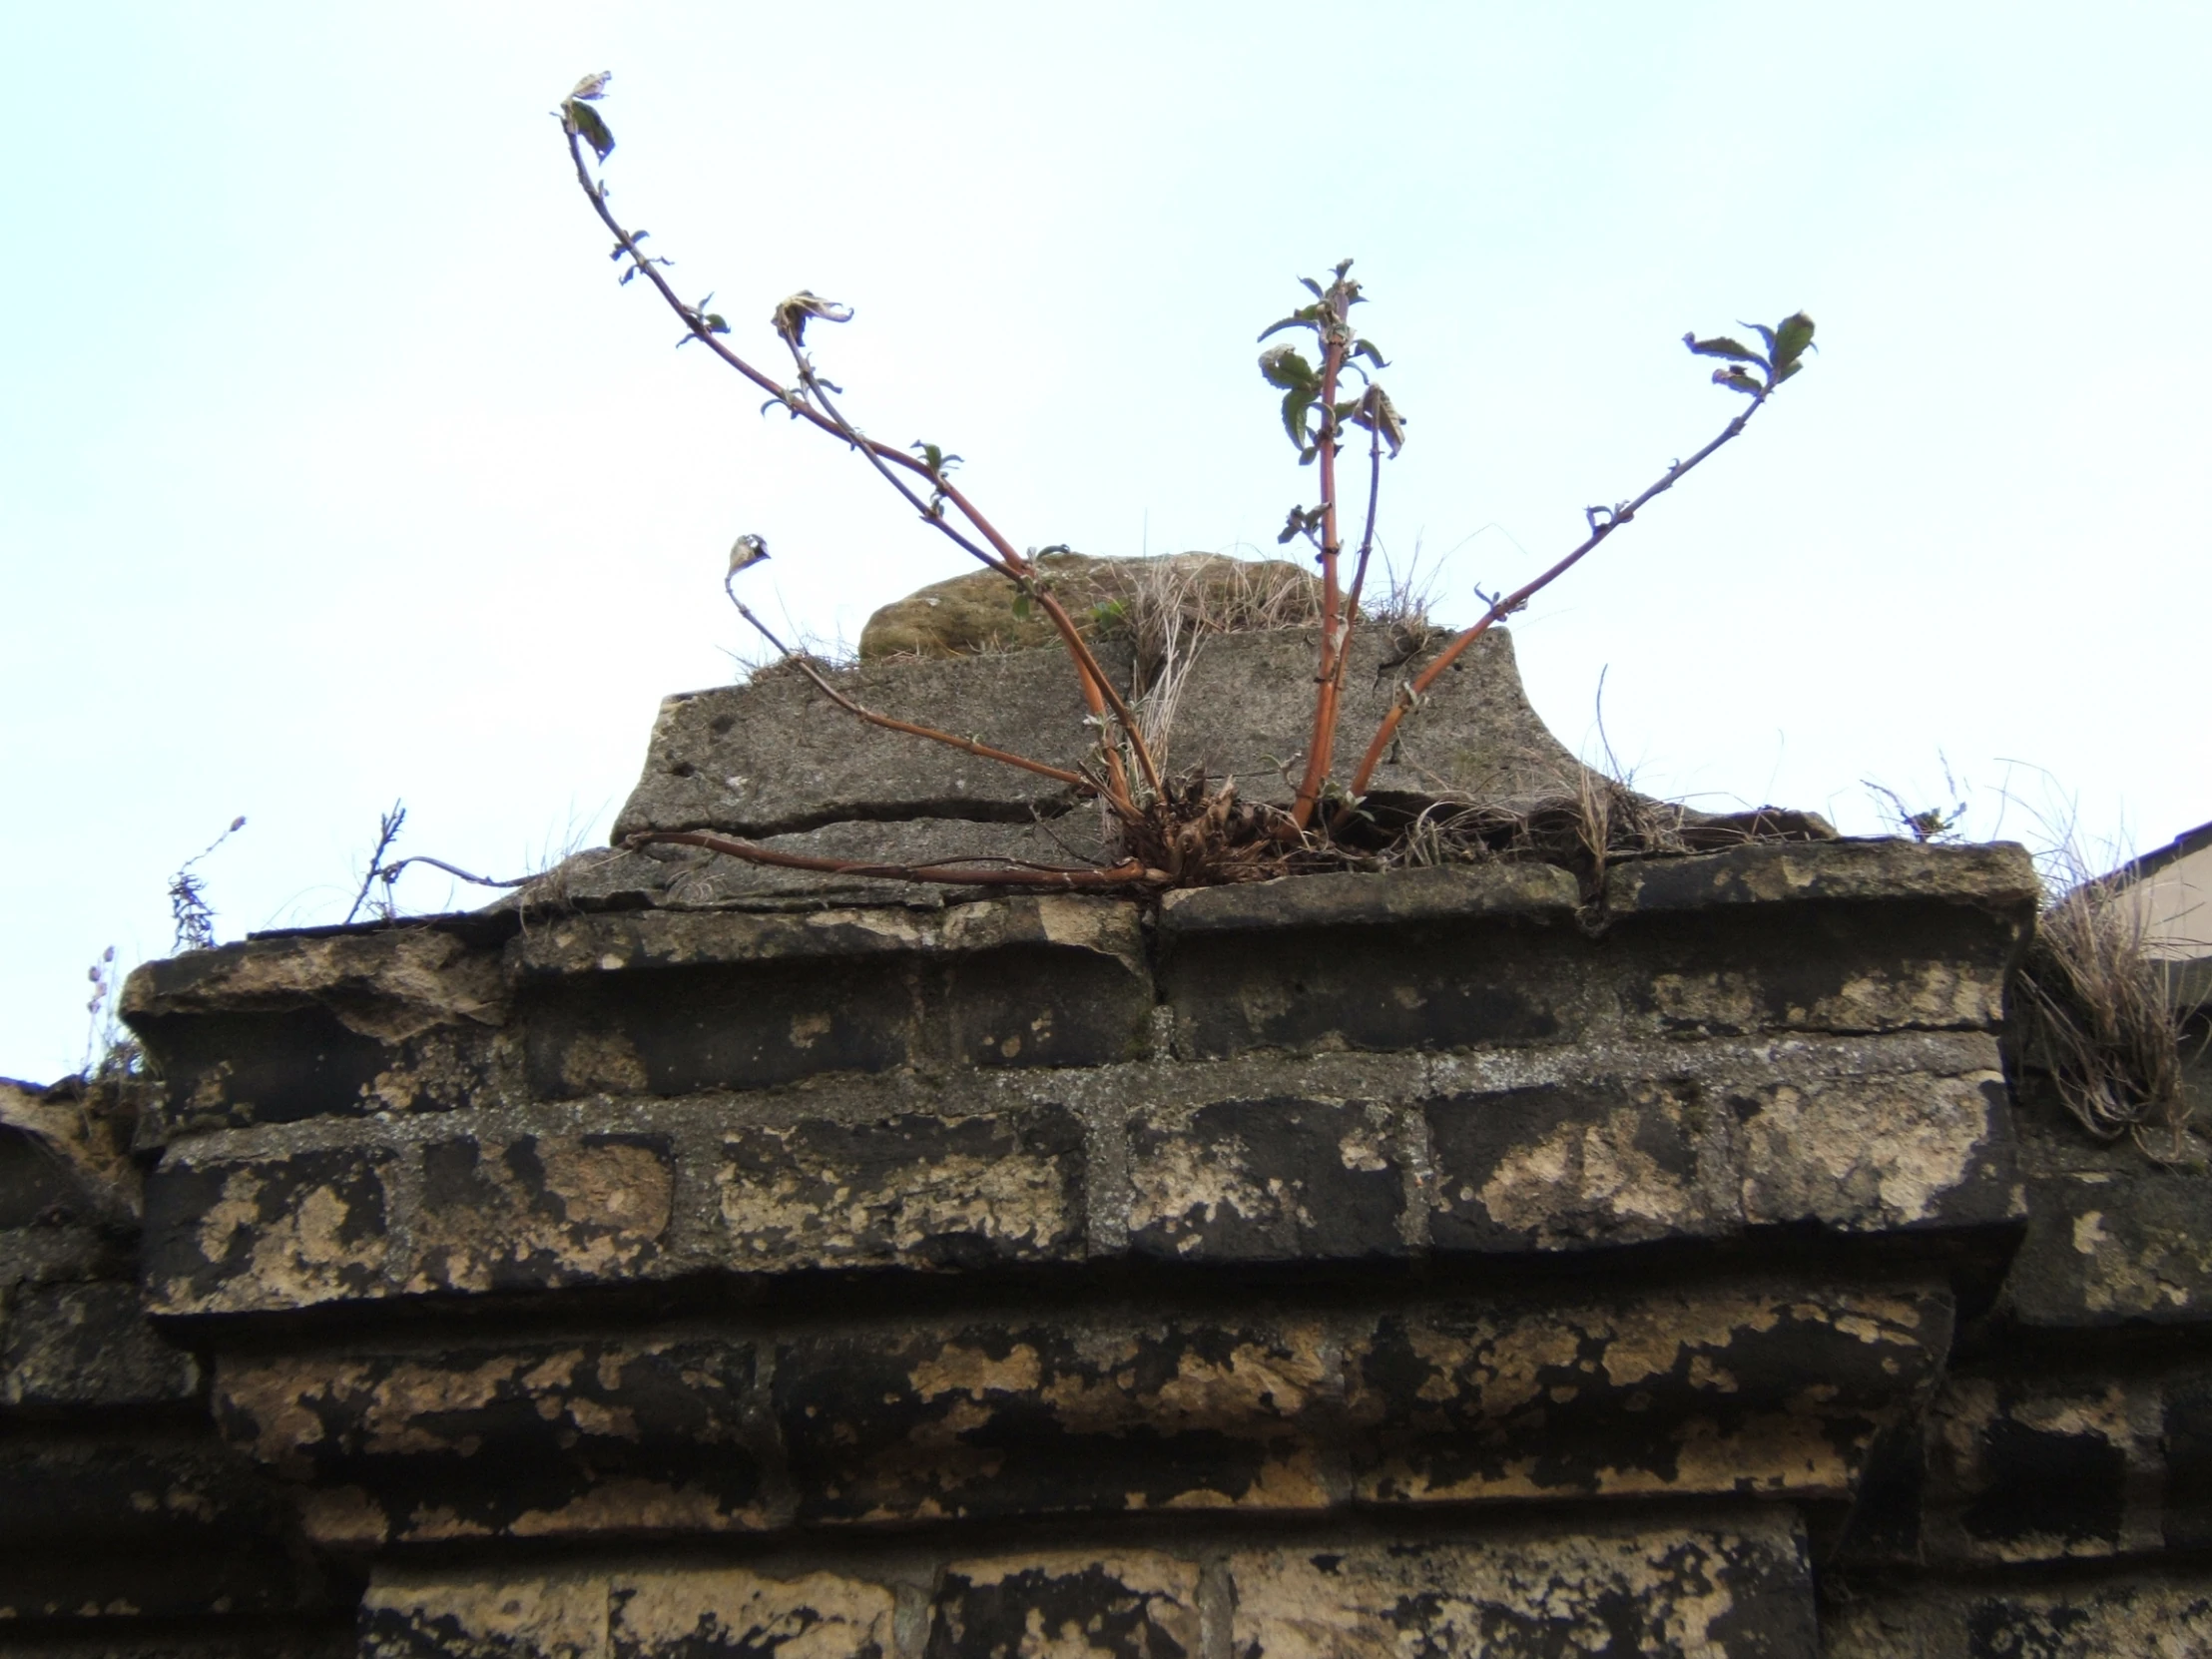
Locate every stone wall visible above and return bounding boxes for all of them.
[4,629,2208,1657]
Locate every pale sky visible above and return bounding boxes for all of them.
[5,3,2208,1081]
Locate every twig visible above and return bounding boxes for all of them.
[344,803,408,924]
[767,325,1151,811]
[562,121,1161,811]
[1342,395,1770,807]
[375,855,538,890]
[170,814,249,951]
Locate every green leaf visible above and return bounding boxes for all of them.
[1258,345,1318,389]
[1352,338,1387,369]
[1740,322,1778,358]
[1684,332,1765,365]
[702,312,729,334]
[1299,276,1325,298]
[1711,365,1766,396]
[1011,592,1033,621]
[563,99,615,161]
[1771,310,1816,367]
[1772,359,1803,385]
[1281,387,1318,448]
[569,71,612,101]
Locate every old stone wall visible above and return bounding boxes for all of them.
[3,629,2208,1657]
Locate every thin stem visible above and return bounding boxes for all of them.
[376,855,537,890]
[565,127,1017,586]
[726,581,1104,798]
[1342,394,1769,806]
[1307,411,1387,812]
[563,126,1163,811]
[1289,328,1348,830]
[628,829,1162,889]
[1344,407,1385,626]
[773,329,1151,810]
[344,803,408,924]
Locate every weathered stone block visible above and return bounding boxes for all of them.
[1603,840,2037,915]
[125,926,512,1134]
[523,817,1120,912]
[2159,1370,2212,1552]
[1160,867,1588,1061]
[1821,1572,2212,1658]
[612,627,1581,840]
[927,1552,1201,1659]
[408,1132,674,1294]
[610,1567,897,1659]
[774,1315,1340,1522]
[217,1338,771,1547]
[1,1139,80,1232]
[0,1623,354,1656]
[1158,861,1583,938]
[1616,906,2015,1040]
[718,1107,1085,1271]
[0,1436,323,1620]
[1425,1075,1733,1253]
[1921,1373,2143,1565]
[1,1280,201,1407]
[0,1218,131,1293]
[1733,1063,2014,1234]
[519,899,1151,1096]
[142,1145,396,1316]
[614,647,1107,840]
[1349,1283,1950,1504]
[1158,847,2025,1063]
[0,1541,327,1627]
[1228,1513,1816,1657]
[361,1571,609,1659]
[1127,1096,1409,1262]
[2003,1169,2212,1328]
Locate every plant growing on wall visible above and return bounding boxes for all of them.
[557,73,1814,890]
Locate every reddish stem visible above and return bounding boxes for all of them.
[1317,410,1387,759]
[1342,396,1767,805]
[1289,326,1349,830]
[564,126,1162,808]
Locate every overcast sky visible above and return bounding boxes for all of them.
[5,3,2208,1080]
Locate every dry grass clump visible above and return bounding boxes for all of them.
[1107,554,1326,767]
[1378,774,1830,898]
[2013,853,2199,1157]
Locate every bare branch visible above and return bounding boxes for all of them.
[563,117,1162,812]
[1342,393,1771,807]
[344,803,408,924]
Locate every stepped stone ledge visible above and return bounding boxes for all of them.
[5,595,2207,1657]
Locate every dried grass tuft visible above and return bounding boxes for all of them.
[1102,554,1326,780]
[2014,848,2199,1157]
